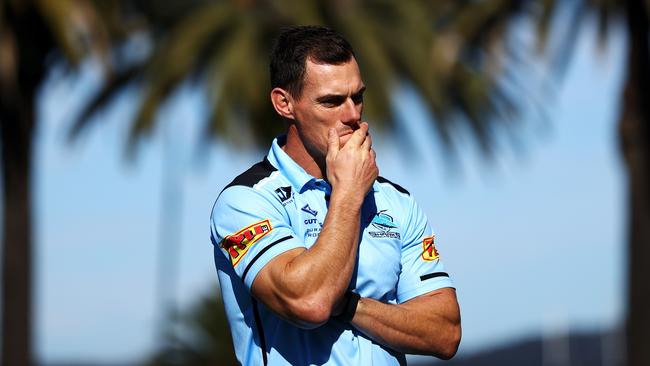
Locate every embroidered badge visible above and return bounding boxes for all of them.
[421,236,439,261]
[221,219,272,266]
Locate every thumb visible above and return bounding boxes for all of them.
[327,128,339,157]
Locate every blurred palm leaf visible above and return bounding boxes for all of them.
[70,0,544,157]
[145,289,238,366]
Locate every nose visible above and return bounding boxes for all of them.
[341,98,362,126]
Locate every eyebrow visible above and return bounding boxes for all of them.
[315,86,366,104]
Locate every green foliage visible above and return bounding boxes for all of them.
[69,0,551,156]
[145,288,238,366]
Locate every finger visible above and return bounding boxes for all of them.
[327,128,340,157]
[361,131,372,151]
[370,149,379,176]
[361,121,369,135]
[347,122,369,147]
[360,121,369,135]
[369,148,377,166]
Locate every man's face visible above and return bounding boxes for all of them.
[290,57,366,160]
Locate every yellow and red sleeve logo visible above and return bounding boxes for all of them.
[221,219,272,267]
[421,236,439,261]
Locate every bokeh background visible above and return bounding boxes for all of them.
[2,1,646,365]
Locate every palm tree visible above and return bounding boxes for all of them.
[0,2,223,364]
[72,0,527,154]
[0,1,139,364]
[505,1,648,363]
[615,3,650,363]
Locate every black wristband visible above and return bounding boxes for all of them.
[338,291,360,323]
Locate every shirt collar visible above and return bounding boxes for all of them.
[267,135,325,193]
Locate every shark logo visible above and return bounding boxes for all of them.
[371,210,398,231]
[368,210,400,239]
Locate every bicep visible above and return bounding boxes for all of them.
[251,247,328,327]
[251,247,305,311]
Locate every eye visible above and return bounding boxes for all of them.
[351,88,365,105]
[320,96,346,108]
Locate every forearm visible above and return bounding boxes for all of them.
[350,289,461,359]
[253,189,364,326]
[283,191,362,305]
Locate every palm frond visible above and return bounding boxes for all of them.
[34,0,111,68]
[127,1,236,149]
[68,63,144,141]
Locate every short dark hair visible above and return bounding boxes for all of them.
[270,25,355,98]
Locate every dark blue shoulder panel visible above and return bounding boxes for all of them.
[377,176,410,196]
[222,157,277,191]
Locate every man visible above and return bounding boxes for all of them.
[211,26,460,365]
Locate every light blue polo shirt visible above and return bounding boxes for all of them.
[210,135,454,365]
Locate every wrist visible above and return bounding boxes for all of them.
[334,291,360,323]
[329,188,365,209]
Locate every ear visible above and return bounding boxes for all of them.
[271,87,295,120]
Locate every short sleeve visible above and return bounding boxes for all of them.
[210,185,305,289]
[396,196,454,303]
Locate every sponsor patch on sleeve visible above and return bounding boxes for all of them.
[421,236,439,261]
[221,219,272,267]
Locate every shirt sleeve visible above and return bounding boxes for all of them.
[396,196,454,303]
[210,185,305,290]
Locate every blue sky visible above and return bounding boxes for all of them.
[34,21,625,363]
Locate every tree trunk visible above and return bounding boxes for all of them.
[0,5,47,365]
[621,1,650,365]
[0,97,34,366]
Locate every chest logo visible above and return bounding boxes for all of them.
[368,210,400,239]
[221,219,272,267]
[422,236,440,261]
[301,204,318,217]
[274,186,292,204]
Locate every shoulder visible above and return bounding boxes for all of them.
[214,157,292,212]
[376,176,411,196]
[373,176,415,219]
[223,157,278,190]
[374,176,418,219]
[373,177,431,242]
